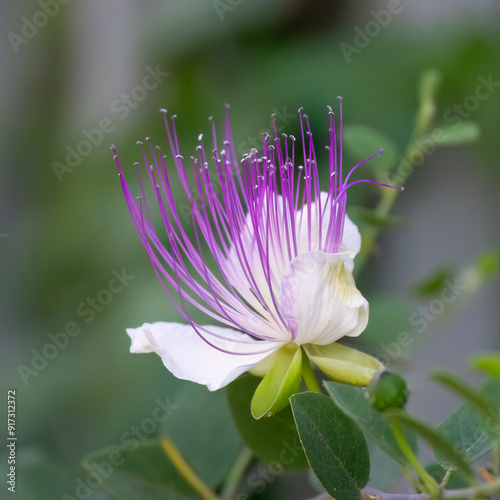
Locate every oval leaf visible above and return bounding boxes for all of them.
[290,392,370,500]
[431,371,500,439]
[436,402,491,468]
[325,381,418,465]
[227,373,308,470]
[251,344,303,419]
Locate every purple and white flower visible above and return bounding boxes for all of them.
[113,100,398,395]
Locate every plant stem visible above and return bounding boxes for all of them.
[391,420,439,498]
[440,470,454,489]
[364,477,500,499]
[220,447,253,500]
[302,350,322,393]
[161,436,220,500]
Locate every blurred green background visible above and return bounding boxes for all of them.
[1,1,499,499]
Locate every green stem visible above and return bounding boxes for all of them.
[302,349,321,393]
[440,470,454,489]
[363,478,500,499]
[161,437,220,500]
[220,447,253,500]
[391,420,439,498]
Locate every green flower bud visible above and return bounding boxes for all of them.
[368,369,409,411]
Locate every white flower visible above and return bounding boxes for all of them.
[114,101,399,414]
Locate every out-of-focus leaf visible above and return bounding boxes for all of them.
[387,411,475,483]
[0,448,76,500]
[437,121,481,146]
[290,392,370,500]
[413,267,455,297]
[81,440,198,500]
[476,252,500,279]
[227,374,308,470]
[325,381,417,465]
[161,383,241,489]
[471,353,500,377]
[343,124,398,170]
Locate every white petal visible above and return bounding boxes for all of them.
[342,213,361,271]
[280,250,369,345]
[126,322,281,391]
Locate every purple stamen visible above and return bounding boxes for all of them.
[114,104,401,353]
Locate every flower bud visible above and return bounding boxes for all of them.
[367,369,409,411]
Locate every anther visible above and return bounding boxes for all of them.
[159,108,167,114]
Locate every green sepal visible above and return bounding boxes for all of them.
[251,344,303,419]
[305,343,382,386]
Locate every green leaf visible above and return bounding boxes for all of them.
[470,353,500,377]
[161,383,241,488]
[325,381,417,465]
[476,252,500,279]
[431,371,500,439]
[437,121,481,146]
[435,401,491,468]
[290,392,370,500]
[251,344,303,419]
[343,124,398,170]
[227,373,308,470]
[387,411,475,483]
[81,440,199,500]
[413,266,455,297]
